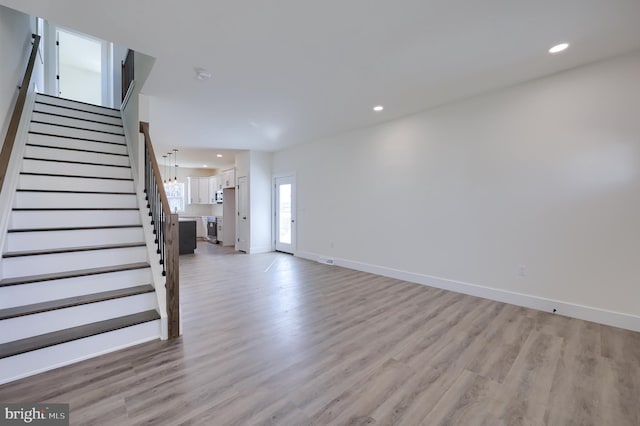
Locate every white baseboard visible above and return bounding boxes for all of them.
[250,245,273,254]
[295,251,640,333]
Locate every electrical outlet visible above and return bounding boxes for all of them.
[518,264,527,277]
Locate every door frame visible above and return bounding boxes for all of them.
[45,24,114,107]
[236,175,249,253]
[272,172,296,254]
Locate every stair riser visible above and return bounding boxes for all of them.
[14,192,138,209]
[0,268,153,309]
[35,95,121,118]
[2,246,148,278]
[6,228,144,252]
[30,122,125,145]
[34,103,122,126]
[9,210,142,230]
[32,112,124,135]
[28,133,127,155]
[24,145,130,167]
[0,293,157,344]
[18,174,135,193]
[0,320,160,385]
[23,159,132,179]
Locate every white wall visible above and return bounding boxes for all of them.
[0,5,32,144]
[121,50,155,179]
[273,50,640,329]
[249,151,273,253]
[233,151,272,253]
[58,64,100,105]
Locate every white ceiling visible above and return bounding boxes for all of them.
[154,146,238,171]
[3,0,640,153]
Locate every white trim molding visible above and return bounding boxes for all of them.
[295,251,640,333]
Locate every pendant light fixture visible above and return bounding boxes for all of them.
[173,149,179,183]
[162,155,167,184]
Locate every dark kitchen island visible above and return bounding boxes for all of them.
[178,219,197,254]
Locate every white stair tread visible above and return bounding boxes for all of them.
[1,245,148,279]
[0,310,160,359]
[18,173,135,193]
[9,209,142,230]
[3,241,146,258]
[22,158,133,179]
[14,191,138,209]
[0,320,160,385]
[33,102,122,126]
[5,226,144,252]
[28,133,127,154]
[31,112,124,134]
[34,94,121,118]
[24,145,131,167]
[0,262,150,287]
[30,122,125,144]
[0,285,154,321]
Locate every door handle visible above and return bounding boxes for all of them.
[243,216,247,220]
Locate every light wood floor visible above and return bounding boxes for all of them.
[2,242,639,425]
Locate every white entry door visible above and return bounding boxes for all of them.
[237,176,249,252]
[274,175,296,254]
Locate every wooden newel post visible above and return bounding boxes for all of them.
[166,213,180,338]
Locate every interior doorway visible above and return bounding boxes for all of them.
[55,28,111,106]
[274,175,296,254]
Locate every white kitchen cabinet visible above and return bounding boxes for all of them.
[198,178,209,203]
[188,177,212,204]
[221,168,235,189]
[187,177,197,204]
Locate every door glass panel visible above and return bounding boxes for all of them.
[278,184,292,244]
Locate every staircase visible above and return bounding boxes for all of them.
[0,94,161,384]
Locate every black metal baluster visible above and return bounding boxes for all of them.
[143,138,168,277]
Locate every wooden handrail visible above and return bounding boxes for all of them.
[139,122,180,339]
[0,34,41,193]
[140,122,171,214]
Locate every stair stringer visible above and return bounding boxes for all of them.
[0,88,37,279]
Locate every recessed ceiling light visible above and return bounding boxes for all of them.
[549,43,569,54]
[216,154,223,158]
[373,105,384,112]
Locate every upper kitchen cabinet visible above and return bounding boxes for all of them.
[188,176,211,204]
[220,168,236,189]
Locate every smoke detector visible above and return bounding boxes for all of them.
[195,67,212,81]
